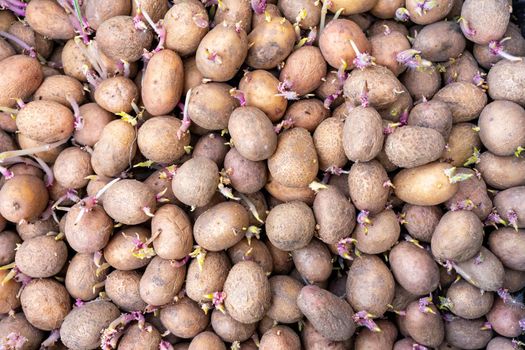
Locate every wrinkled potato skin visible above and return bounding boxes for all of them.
[104,227,153,270]
[15,235,67,278]
[460,0,510,45]
[151,204,193,260]
[313,186,355,244]
[354,209,400,254]
[343,106,384,162]
[402,204,443,243]
[228,238,273,274]
[487,58,525,106]
[0,55,43,108]
[211,309,257,343]
[284,99,330,132]
[477,152,525,190]
[65,253,107,301]
[385,126,445,168]
[94,76,139,114]
[186,251,231,303]
[0,313,44,350]
[267,275,303,323]
[140,256,186,306]
[279,46,326,96]
[16,100,74,143]
[265,201,315,251]
[260,325,301,350]
[160,298,210,338]
[348,160,390,214]
[447,280,494,319]
[434,82,487,123]
[103,179,157,225]
[239,70,287,122]
[34,75,85,106]
[407,100,452,139]
[188,83,239,130]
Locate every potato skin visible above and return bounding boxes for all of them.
[265,201,315,251]
[292,239,332,283]
[266,275,303,323]
[460,0,510,45]
[16,217,58,241]
[486,297,525,337]
[187,83,239,130]
[164,0,209,56]
[0,55,43,108]
[279,46,326,96]
[441,122,481,166]
[284,99,329,132]
[172,156,219,208]
[434,82,487,123]
[138,116,190,164]
[229,106,277,162]
[313,186,355,244]
[160,298,210,338]
[25,0,75,40]
[119,322,161,350]
[446,280,494,319]
[301,320,353,350]
[60,301,121,350]
[103,179,156,225]
[193,133,229,166]
[34,75,85,107]
[224,148,267,194]
[15,235,67,278]
[407,100,452,139]
[402,204,443,243]
[104,227,153,270]
[354,320,398,349]
[389,241,440,295]
[260,325,301,350]
[454,247,505,292]
[494,186,525,229]
[348,160,390,215]
[16,100,74,143]
[140,256,186,306]
[188,331,226,350]
[0,269,20,314]
[0,313,44,350]
[446,318,493,349]
[213,0,252,32]
[73,103,115,147]
[228,238,273,274]
[370,31,411,76]
[265,176,316,205]
[104,270,146,312]
[94,76,139,114]
[354,209,400,254]
[487,59,525,105]
[403,301,444,348]
[211,309,256,343]
[477,152,525,190]
[65,253,107,301]
[142,50,184,116]
[84,0,131,30]
[65,203,113,254]
[343,106,384,162]
[405,0,453,24]
[186,251,231,303]
[313,117,346,171]
[297,285,356,341]
[412,21,465,62]
[151,204,192,260]
[489,227,525,271]
[53,147,93,189]
[0,230,20,265]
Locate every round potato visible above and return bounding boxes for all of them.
[211,309,257,343]
[434,82,487,123]
[213,0,252,32]
[292,239,332,283]
[284,99,330,132]
[260,325,300,350]
[370,31,411,76]
[119,322,161,350]
[0,55,43,108]
[140,256,186,306]
[0,313,44,350]
[401,66,442,100]
[403,300,444,348]
[494,186,525,229]
[187,83,239,130]
[138,116,190,164]
[193,133,229,166]
[407,100,452,139]
[446,280,494,319]
[65,253,108,301]
[73,103,115,147]
[228,238,273,274]
[15,235,67,278]
[53,147,93,189]
[459,0,510,45]
[103,227,153,270]
[172,156,220,208]
[412,21,466,62]
[33,74,85,107]
[454,247,505,292]
[25,0,75,39]
[441,122,481,166]
[105,270,146,311]
[224,148,267,194]
[265,201,315,251]
[0,230,21,265]
[488,227,525,271]
[476,152,525,190]
[65,202,113,254]
[279,46,326,96]
[160,298,210,338]
[354,209,400,254]
[94,76,139,114]
[103,179,156,225]
[487,59,525,106]
[266,275,303,323]
[164,0,209,56]
[405,0,454,24]
[402,204,442,243]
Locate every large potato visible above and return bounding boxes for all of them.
[172,156,219,208]
[447,280,494,319]
[407,100,452,139]
[445,317,493,349]
[441,122,481,166]
[160,298,209,338]
[279,46,327,96]
[0,55,43,108]
[164,0,209,56]
[151,204,192,260]
[267,275,303,323]
[444,168,492,220]
[224,148,267,194]
[487,59,525,106]
[104,227,153,270]
[348,160,390,214]
[103,179,156,225]
[354,209,400,254]
[460,0,510,44]
[265,201,315,251]
[403,300,444,348]
[385,126,445,168]
[313,186,355,244]
[25,0,75,40]
[405,0,454,24]
[292,239,332,283]
[494,186,525,229]
[454,247,505,292]
[16,100,74,143]
[187,82,239,130]
[434,82,487,123]
[477,152,525,190]
[412,21,466,62]
[211,309,257,343]
[343,106,384,162]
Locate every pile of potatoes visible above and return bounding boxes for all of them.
[1,0,525,349]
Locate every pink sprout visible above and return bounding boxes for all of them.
[352,311,381,332]
[229,89,246,106]
[512,339,525,349]
[418,296,436,314]
[442,313,459,322]
[396,49,432,70]
[204,48,222,63]
[507,209,519,231]
[449,199,476,212]
[325,165,349,176]
[360,85,369,108]
[415,0,437,16]
[57,0,93,44]
[177,89,192,140]
[274,118,295,134]
[74,178,120,224]
[66,95,84,130]
[350,40,375,70]
[336,237,357,260]
[383,180,395,189]
[134,1,166,55]
[473,71,487,88]
[397,212,408,225]
[474,252,484,265]
[75,298,85,307]
[251,0,266,14]
[480,322,492,331]
[192,13,209,28]
[357,210,372,233]
[458,17,476,37]
[30,155,54,187]
[0,31,36,58]
[399,109,409,125]
[323,90,342,109]
[101,312,145,350]
[2,332,28,350]
[41,329,60,348]
[484,208,507,228]
[0,0,27,17]
[12,267,31,287]
[519,318,525,332]
[413,345,429,350]
[488,38,522,62]
[116,60,131,78]
[159,341,174,350]
[395,7,410,22]
[170,256,190,268]
[276,80,300,100]
[305,27,317,46]
[0,165,13,179]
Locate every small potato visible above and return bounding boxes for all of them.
[441,122,481,166]
[104,227,153,270]
[194,202,249,251]
[224,148,267,194]
[403,301,444,348]
[389,241,440,296]
[16,100,74,143]
[142,50,184,116]
[407,100,452,139]
[393,162,458,206]
[478,100,525,156]
[268,127,318,187]
[401,66,442,100]
[489,227,525,271]
[15,235,67,278]
[313,186,355,244]
[239,70,287,122]
[65,253,107,301]
[103,179,156,225]
[494,186,525,229]
[187,83,239,130]
[224,261,271,324]
[162,299,210,339]
[284,99,330,132]
[343,106,384,162]
[354,320,398,349]
[65,203,113,254]
[297,285,355,341]
[346,254,395,316]
[260,325,300,350]
[105,270,146,311]
[443,50,480,85]
[73,103,115,147]
[138,116,190,164]
[446,280,494,319]
[229,106,277,162]
[151,204,192,260]
[370,0,404,18]
[265,201,315,251]
[278,0,320,29]
[354,209,400,254]
[265,176,315,205]
[405,0,454,24]
[454,247,505,292]
[84,0,131,30]
[412,21,465,62]
[0,230,20,265]
[402,204,443,243]
[504,267,525,292]
[246,17,295,69]
[348,160,390,214]
[444,168,492,220]
[228,238,273,274]
[94,76,139,114]
[0,270,20,314]
[431,210,484,262]
[315,71,345,109]
[370,31,411,76]
[25,0,74,40]
[301,320,353,350]
[477,152,525,190]
[279,46,326,96]
[445,317,493,349]
[0,55,43,108]
[385,126,445,168]
[313,117,346,171]
[460,0,510,45]
[20,278,71,331]
[196,22,248,82]
[186,251,231,303]
[213,0,252,32]
[0,313,44,350]
[292,239,332,283]
[164,0,210,55]
[487,60,525,106]
[96,16,153,62]
[16,217,58,241]
[53,147,93,189]
[140,256,186,306]
[33,75,85,106]
[60,301,120,350]
[119,322,161,350]
[193,133,229,166]
[266,275,303,323]
[434,82,487,123]
[211,309,257,343]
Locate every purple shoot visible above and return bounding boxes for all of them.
[474,252,485,265]
[56,0,92,44]
[413,345,429,350]
[396,49,433,71]
[325,165,349,176]
[276,80,300,100]
[74,177,121,224]
[472,72,488,90]
[414,0,437,16]
[204,291,226,313]
[395,7,410,22]
[0,0,27,17]
[496,288,525,308]
[229,88,246,106]
[323,90,342,109]
[101,312,146,350]
[449,199,476,212]
[352,311,381,332]
[116,60,131,78]
[360,82,370,108]
[350,40,375,70]
[0,31,36,58]
[30,155,54,187]
[457,17,476,37]
[134,1,166,55]
[519,318,525,333]
[177,89,192,140]
[66,95,84,130]
[192,13,209,28]
[125,232,156,259]
[274,118,294,134]
[336,237,357,260]
[74,298,85,307]
[170,255,190,268]
[442,313,458,322]
[251,0,266,15]
[357,210,372,234]
[159,341,174,350]
[0,165,13,180]
[507,209,519,231]
[480,322,492,331]
[484,208,507,228]
[2,332,28,350]
[418,296,436,314]
[488,38,523,62]
[41,329,60,349]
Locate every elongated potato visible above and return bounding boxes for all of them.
[16,100,74,143]
[0,55,43,108]
[348,160,390,214]
[140,256,186,306]
[343,106,384,162]
[454,247,505,292]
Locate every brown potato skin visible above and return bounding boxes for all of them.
[313,117,347,171]
[343,106,384,162]
[454,247,505,292]
[15,235,67,278]
[65,203,113,254]
[94,76,139,114]
[106,269,147,311]
[103,179,156,225]
[164,0,209,56]
[142,50,184,116]
[348,160,390,215]
[460,0,510,45]
[53,147,93,189]
[301,320,353,350]
[297,285,356,341]
[279,46,326,96]
[284,99,329,133]
[346,254,395,316]
[413,21,465,62]
[138,116,190,164]
[292,239,332,283]
[445,317,493,349]
[0,269,20,314]
[313,186,355,244]
[73,103,115,147]
[278,0,320,29]
[60,301,121,350]
[85,0,131,30]
[407,100,452,139]
[401,66,442,100]
[16,100,74,143]
[327,0,378,15]
[119,322,161,350]
[389,241,440,295]
[213,0,252,32]
[0,230,21,265]
[443,50,480,85]
[370,31,411,76]
[487,58,525,106]
[140,256,186,306]
[0,313,44,350]
[228,238,273,274]
[224,148,267,194]
[266,275,303,323]
[445,168,492,220]
[447,280,494,319]
[354,209,400,254]
[104,227,153,270]
[434,82,487,123]
[402,204,443,243]
[186,251,231,303]
[403,301,444,348]
[193,133,229,166]
[16,217,58,241]
[406,0,454,24]
[172,156,219,208]
[489,227,525,271]
[265,176,316,205]
[0,11,16,32]
[487,337,516,350]
[65,253,107,301]
[224,261,271,324]
[21,278,71,331]
[486,297,525,337]
[355,320,397,349]
[25,0,74,40]
[494,186,525,229]
[441,122,481,166]
[229,106,277,162]
[151,204,192,260]
[187,83,239,130]
[211,309,257,343]
[0,55,43,108]
[265,201,315,251]
[239,70,287,122]
[260,325,301,350]
[503,267,525,292]
[34,75,85,107]
[371,0,405,18]
[183,56,204,94]
[477,152,525,190]
[160,297,210,338]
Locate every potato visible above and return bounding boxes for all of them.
[224,148,267,194]
[460,0,510,44]
[96,16,153,62]
[260,325,300,350]
[326,0,377,16]
[224,261,271,323]
[370,31,411,76]
[490,52,525,101]
[301,320,353,350]
[445,168,492,220]
[187,83,239,130]
[186,251,231,303]
[441,122,481,166]
[60,301,120,349]
[474,24,525,69]
[407,100,452,139]
[389,241,440,295]
[487,337,516,350]
[442,51,479,86]
[84,0,131,30]
[33,75,84,107]
[265,241,292,276]
[228,106,277,162]
[0,313,44,350]
[140,256,186,306]
[292,239,332,283]
[15,235,67,278]
[265,176,316,205]
[313,186,355,244]
[403,300,444,348]
[73,103,115,147]
[172,156,220,208]
[401,66,442,100]
[268,127,318,187]
[94,76,139,114]
[16,100,74,143]
[196,22,248,82]
[266,201,315,251]
[119,322,161,350]
[278,0,320,29]
[161,298,210,339]
[211,309,257,343]
[65,253,107,301]
[454,247,505,292]
[138,116,190,164]
[6,21,53,60]
[346,254,395,316]
[297,285,355,341]
[494,186,525,229]
[434,82,487,123]
[446,280,494,319]
[193,133,229,166]
[342,106,384,162]
[393,162,458,206]
[279,46,326,96]
[16,217,58,241]
[53,147,93,189]
[413,21,465,62]
[0,111,17,133]
[239,70,287,122]
[0,55,43,108]
[20,278,71,331]
[263,275,302,324]
[503,267,525,292]
[252,3,281,28]
[354,209,400,254]
[246,17,295,69]
[348,160,390,214]
[477,152,525,190]
[65,203,112,254]
[0,270,20,314]
[103,269,146,312]
[131,0,168,23]
[488,297,525,337]
[104,227,153,270]
[24,0,75,40]
[445,317,493,349]
[313,117,346,171]
[103,179,156,225]
[370,0,404,18]
[183,56,204,94]
[61,38,91,82]
[368,20,409,37]
[478,100,525,156]
[404,0,453,24]
[354,320,398,349]
[0,230,20,265]
[0,10,15,32]
[188,331,225,350]
[228,238,273,274]
[488,227,525,271]
[149,204,192,260]
[402,204,442,243]
[285,99,330,133]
